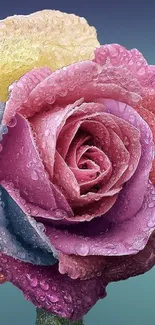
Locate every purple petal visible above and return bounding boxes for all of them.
[102,230,155,283]
[0,253,107,320]
[45,181,155,256]
[102,99,154,223]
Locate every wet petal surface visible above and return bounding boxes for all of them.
[0,253,106,321]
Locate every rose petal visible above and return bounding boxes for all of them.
[0,185,56,265]
[0,113,73,221]
[45,181,155,257]
[93,44,155,183]
[0,10,99,102]
[93,44,155,88]
[58,253,105,280]
[102,99,153,222]
[3,67,52,125]
[2,60,142,125]
[103,230,155,283]
[30,99,83,178]
[0,253,107,321]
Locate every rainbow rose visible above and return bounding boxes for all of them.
[0,9,155,323]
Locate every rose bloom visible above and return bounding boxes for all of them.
[0,10,155,321]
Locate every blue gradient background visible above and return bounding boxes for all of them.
[0,0,155,324]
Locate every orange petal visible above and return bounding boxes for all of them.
[0,273,7,284]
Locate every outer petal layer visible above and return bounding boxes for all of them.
[0,185,56,265]
[0,253,106,321]
[45,181,155,256]
[103,230,155,283]
[0,10,99,102]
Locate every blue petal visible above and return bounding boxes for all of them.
[0,181,57,266]
[0,102,57,265]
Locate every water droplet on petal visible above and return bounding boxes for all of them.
[37,222,45,232]
[138,67,146,76]
[40,296,45,302]
[147,218,155,228]
[17,251,26,259]
[128,59,134,65]
[0,202,5,208]
[39,279,49,291]
[31,170,38,181]
[128,164,134,172]
[8,117,17,128]
[64,293,72,303]
[85,296,92,303]
[26,274,38,287]
[75,243,90,256]
[52,208,68,219]
[47,293,59,303]
[1,257,7,263]
[45,129,50,137]
[52,285,57,291]
[148,202,155,208]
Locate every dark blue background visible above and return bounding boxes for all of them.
[0,1,155,324]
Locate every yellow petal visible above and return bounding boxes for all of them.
[0,10,100,101]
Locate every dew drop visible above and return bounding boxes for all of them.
[128,59,134,65]
[37,222,45,232]
[147,218,155,228]
[31,170,38,181]
[64,293,72,303]
[148,202,155,208]
[52,285,57,291]
[26,274,38,287]
[130,93,140,103]
[40,296,45,302]
[1,257,7,263]
[47,293,59,303]
[52,208,68,219]
[124,136,130,146]
[45,129,50,137]
[17,251,26,259]
[129,165,134,171]
[137,67,146,76]
[85,296,92,303]
[8,117,17,128]
[39,279,49,291]
[0,202,5,209]
[75,243,90,256]
[129,115,135,123]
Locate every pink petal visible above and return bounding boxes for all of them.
[58,253,105,280]
[0,253,107,321]
[0,114,73,220]
[2,67,52,125]
[26,61,142,108]
[93,44,155,88]
[3,61,142,126]
[53,151,80,202]
[29,99,83,179]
